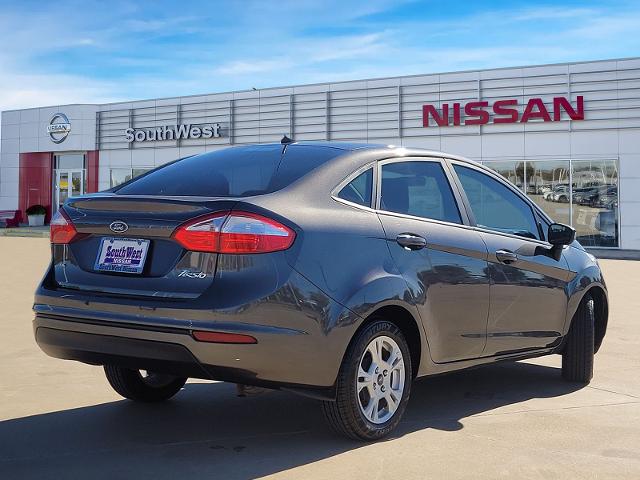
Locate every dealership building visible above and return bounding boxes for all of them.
[1,57,639,250]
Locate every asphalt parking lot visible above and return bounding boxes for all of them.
[1,237,639,479]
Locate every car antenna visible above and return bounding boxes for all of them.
[281,134,294,154]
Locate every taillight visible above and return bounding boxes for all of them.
[173,211,295,254]
[50,210,78,244]
[218,212,295,253]
[173,212,227,253]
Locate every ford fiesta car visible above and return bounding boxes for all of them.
[34,142,608,440]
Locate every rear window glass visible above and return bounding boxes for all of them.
[337,168,373,207]
[115,144,343,197]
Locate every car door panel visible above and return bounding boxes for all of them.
[379,214,490,363]
[375,158,491,363]
[479,232,570,354]
[450,162,572,355]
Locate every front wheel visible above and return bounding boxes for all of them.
[322,319,412,441]
[562,294,595,383]
[104,365,187,402]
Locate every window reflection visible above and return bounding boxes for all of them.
[110,169,132,188]
[110,168,152,188]
[480,159,618,248]
[483,161,525,192]
[572,159,618,247]
[525,160,571,228]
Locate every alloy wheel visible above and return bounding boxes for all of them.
[356,335,405,424]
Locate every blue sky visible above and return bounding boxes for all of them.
[0,0,639,110]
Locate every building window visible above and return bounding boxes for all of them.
[525,160,572,228]
[53,154,87,213]
[54,153,85,170]
[482,159,619,248]
[110,168,151,188]
[572,159,618,248]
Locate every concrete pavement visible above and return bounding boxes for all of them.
[1,237,638,479]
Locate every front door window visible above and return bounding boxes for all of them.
[453,164,540,240]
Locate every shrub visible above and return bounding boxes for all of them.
[26,205,46,216]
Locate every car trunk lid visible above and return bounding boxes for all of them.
[54,195,238,299]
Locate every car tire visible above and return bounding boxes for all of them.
[562,294,595,384]
[103,365,187,402]
[322,319,412,441]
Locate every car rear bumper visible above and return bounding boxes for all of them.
[33,308,339,401]
[35,325,210,379]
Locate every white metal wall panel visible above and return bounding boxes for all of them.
[2,58,640,246]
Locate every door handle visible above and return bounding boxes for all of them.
[496,249,518,264]
[396,233,427,251]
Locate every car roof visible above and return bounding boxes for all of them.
[271,141,555,225]
[228,141,481,165]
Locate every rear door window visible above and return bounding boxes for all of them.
[337,168,373,207]
[380,161,461,224]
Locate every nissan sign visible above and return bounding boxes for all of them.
[47,113,71,143]
[423,96,584,127]
[125,123,223,143]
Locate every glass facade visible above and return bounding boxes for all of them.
[54,153,85,170]
[572,159,618,247]
[482,159,619,248]
[526,160,572,228]
[110,168,152,188]
[53,153,86,213]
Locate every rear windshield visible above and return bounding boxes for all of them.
[115,144,343,197]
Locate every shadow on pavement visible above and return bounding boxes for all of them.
[0,361,582,479]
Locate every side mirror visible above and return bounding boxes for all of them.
[548,223,575,246]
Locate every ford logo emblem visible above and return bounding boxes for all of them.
[109,221,129,233]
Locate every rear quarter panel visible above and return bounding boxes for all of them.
[250,151,431,378]
[282,202,430,378]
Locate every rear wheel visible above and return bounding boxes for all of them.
[104,365,187,402]
[562,294,595,383]
[322,319,412,440]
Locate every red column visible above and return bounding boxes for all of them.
[19,152,53,224]
[86,150,99,193]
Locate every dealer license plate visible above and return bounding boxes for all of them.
[94,237,150,274]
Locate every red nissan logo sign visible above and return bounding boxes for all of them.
[422,96,584,127]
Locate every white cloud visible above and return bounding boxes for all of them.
[511,7,597,21]
[0,0,638,117]
[215,58,293,75]
[0,72,121,111]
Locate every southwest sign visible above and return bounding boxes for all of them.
[125,123,223,142]
[422,96,584,127]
